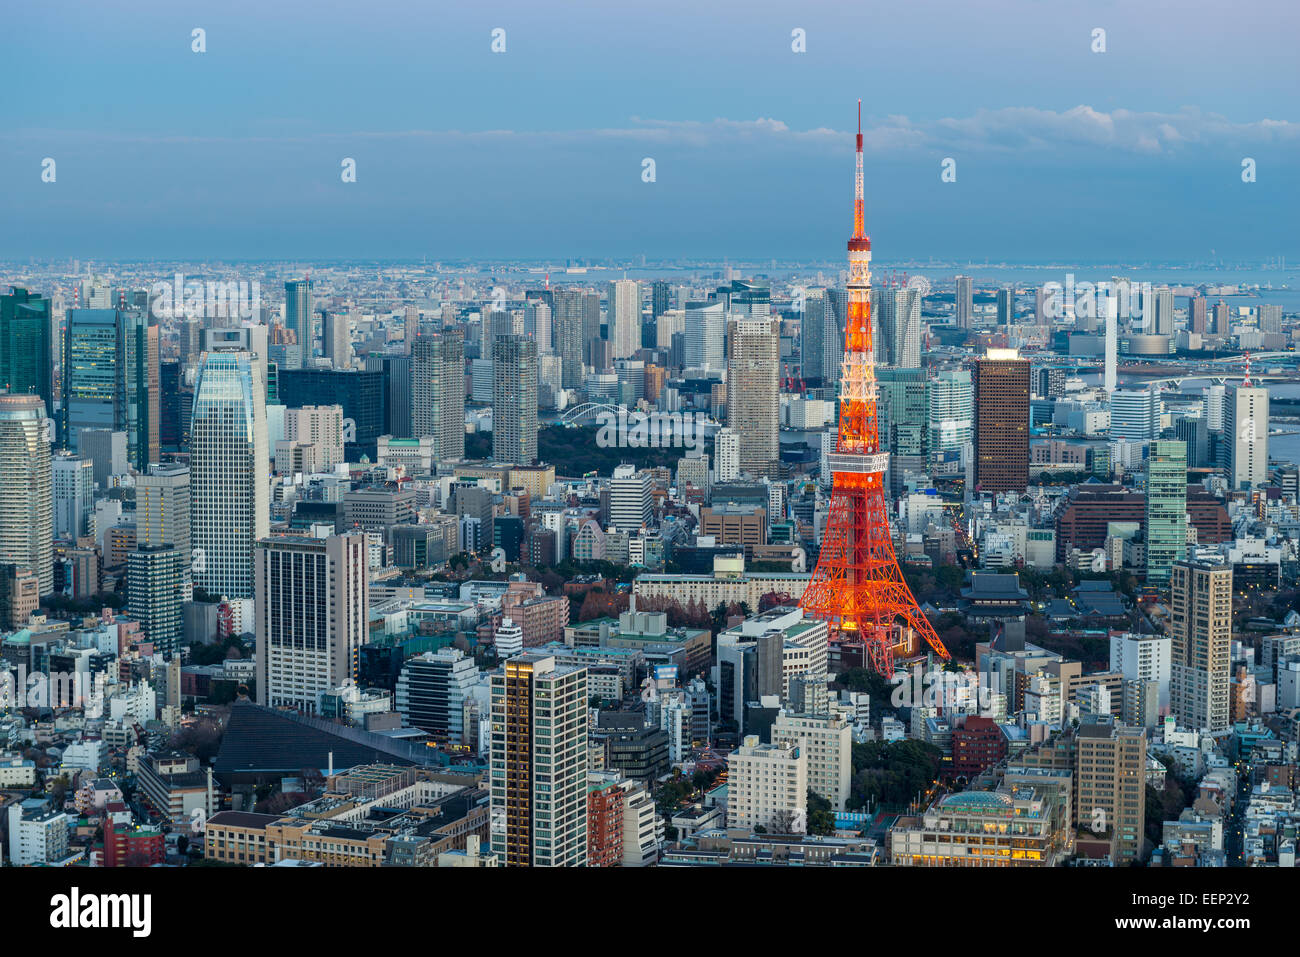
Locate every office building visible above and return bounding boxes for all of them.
[492,335,539,465]
[62,308,159,468]
[684,302,726,371]
[283,279,312,368]
[929,367,974,462]
[395,647,480,746]
[726,318,780,479]
[1144,440,1187,585]
[51,452,93,541]
[0,287,54,415]
[1169,561,1232,733]
[973,349,1030,493]
[552,289,599,388]
[490,653,589,866]
[277,368,386,460]
[609,465,653,532]
[255,533,369,713]
[872,285,922,369]
[191,351,270,601]
[1223,381,1269,490]
[1109,387,1160,442]
[136,464,191,557]
[607,280,639,361]
[1075,718,1147,865]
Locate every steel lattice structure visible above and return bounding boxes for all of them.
[798,103,952,678]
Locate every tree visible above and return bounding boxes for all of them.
[807,789,835,836]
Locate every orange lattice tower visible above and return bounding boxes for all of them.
[798,102,951,678]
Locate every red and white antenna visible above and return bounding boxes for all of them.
[853,99,865,241]
[1243,351,1252,387]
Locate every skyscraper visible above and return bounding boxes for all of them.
[872,285,922,368]
[255,533,369,713]
[995,286,1014,328]
[650,280,671,320]
[928,367,974,464]
[684,302,726,371]
[492,335,539,466]
[954,276,973,329]
[490,652,589,866]
[799,289,827,382]
[191,350,269,601]
[1109,386,1161,441]
[877,368,929,495]
[127,544,189,655]
[411,331,465,461]
[1188,295,1207,335]
[1149,286,1175,337]
[0,287,54,415]
[1258,303,1283,335]
[1170,560,1232,733]
[552,288,599,387]
[1144,440,1187,586]
[973,349,1030,493]
[62,308,159,469]
[283,279,313,368]
[726,317,780,478]
[0,395,53,597]
[606,279,640,361]
[323,310,351,369]
[137,464,191,558]
[51,453,93,541]
[1223,378,1269,490]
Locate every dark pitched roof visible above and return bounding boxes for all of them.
[213,701,443,782]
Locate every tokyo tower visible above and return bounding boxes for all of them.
[798,102,951,678]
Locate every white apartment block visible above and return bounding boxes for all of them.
[726,735,808,834]
[771,709,852,813]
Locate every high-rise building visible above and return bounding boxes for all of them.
[255,533,369,713]
[770,710,851,812]
[490,653,589,866]
[973,349,1030,493]
[552,289,599,388]
[872,286,922,368]
[877,368,928,495]
[1170,560,1232,733]
[365,354,413,439]
[523,300,552,354]
[1212,300,1230,336]
[1258,303,1283,335]
[492,335,538,466]
[1144,440,1187,585]
[1223,379,1269,490]
[323,311,351,369]
[684,302,726,371]
[726,734,808,833]
[283,405,346,472]
[137,464,191,558]
[127,544,189,654]
[395,647,480,746]
[283,279,313,368]
[0,564,40,631]
[1074,717,1148,865]
[191,351,269,601]
[62,308,159,468]
[0,287,54,415]
[1187,295,1208,335]
[606,280,639,361]
[1108,386,1160,441]
[51,452,93,541]
[0,395,53,596]
[411,332,466,461]
[954,276,973,329]
[995,286,1014,328]
[928,367,974,462]
[650,280,671,320]
[799,289,827,382]
[726,318,780,479]
[714,428,740,483]
[1149,286,1175,337]
[609,465,652,532]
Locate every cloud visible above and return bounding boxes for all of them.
[9,105,1296,158]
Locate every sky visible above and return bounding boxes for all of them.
[2,0,1298,263]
